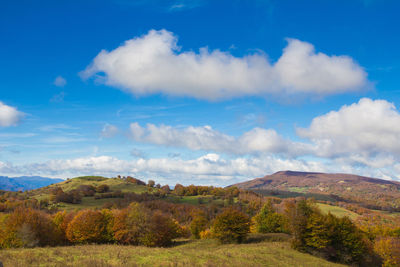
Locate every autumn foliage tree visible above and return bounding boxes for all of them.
[212,208,250,244]
[66,209,112,244]
[253,200,288,233]
[190,213,208,239]
[374,236,400,267]
[285,199,372,265]
[0,207,60,248]
[113,202,180,247]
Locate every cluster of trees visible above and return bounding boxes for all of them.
[0,203,183,248]
[173,184,240,197]
[3,178,400,266]
[49,184,112,204]
[356,213,400,266]
[284,199,373,265]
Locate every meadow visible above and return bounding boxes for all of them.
[0,238,345,267]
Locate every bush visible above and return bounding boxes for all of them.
[53,210,76,244]
[147,180,155,188]
[96,184,110,193]
[199,229,213,239]
[113,203,180,247]
[253,201,288,234]
[66,210,112,244]
[0,207,60,248]
[78,185,96,196]
[286,199,372,265]
[190,213,208,239]
[212,208,250,244]
[53,189,82,204]
[140,210,180,247]
[374,236,400,267]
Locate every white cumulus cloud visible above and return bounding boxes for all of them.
[81,29,367,100]
[0,154,326,185]
[129,122,309,156]
[0,101,24,127]
[297,98,400,165]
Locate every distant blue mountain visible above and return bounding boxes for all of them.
[0,176,64,191]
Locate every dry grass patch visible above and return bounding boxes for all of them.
[0,239,345,267]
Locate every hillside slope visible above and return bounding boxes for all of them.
[233,171,400,210]
[0,238,345,267]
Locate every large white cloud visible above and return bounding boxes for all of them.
[0,154,325,185]
[81,30,367,100]
[0,102,24,127]
[129,122,309,156]
[297,98,400,166]
[127,98,400,173]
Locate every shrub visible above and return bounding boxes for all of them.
[125,176,146,185]
[374,236,400,267]
[53,210,76,244]
[253,201,288,234]
[0,207,59,248]
[53,189,82,204]
[212,208,250,244]
[147,180,155,188]
[113,203,180,247]
[96,184,110,193]
[286,199,372,265]
[113,203,149,245]
[199,229,213,239]
[190,213,208,239]
[140,210,180,247]
[78,185,96,196]
[66,209,111,244]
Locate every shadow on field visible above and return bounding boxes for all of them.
[245,233,291,244]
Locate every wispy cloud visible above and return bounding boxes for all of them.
[0,133,36,138]
[53,76,67,87]
[50,91,65,103]
[114,0,206,12]
[39,124,78,132]
[42,136,87,144]
[100,123,119,138]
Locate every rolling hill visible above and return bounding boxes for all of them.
[0,176,63,191]
[233,170,400,211]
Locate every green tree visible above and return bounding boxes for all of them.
[190,213,208,239]
[212,208,250,244]
[147,180,155,188]
[254,200,288,233]
[96,184,110,193]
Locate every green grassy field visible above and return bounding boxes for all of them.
[34,176,149,195]
[26,176,152,211]
[316,203,359,220]
[0,238,345,267]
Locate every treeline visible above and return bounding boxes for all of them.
[2,178,400,266]
[0,203,185,248]
[2,197,399,266]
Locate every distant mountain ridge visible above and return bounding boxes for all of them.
[0,176,63,191]
[233,170,400,211]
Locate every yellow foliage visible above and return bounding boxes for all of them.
[250,217,257,233]
[199,229,213,239]
[374,236,400,267]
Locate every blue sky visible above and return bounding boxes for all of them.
[1,0,400,185]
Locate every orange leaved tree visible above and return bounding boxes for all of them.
[66,209,112,244]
